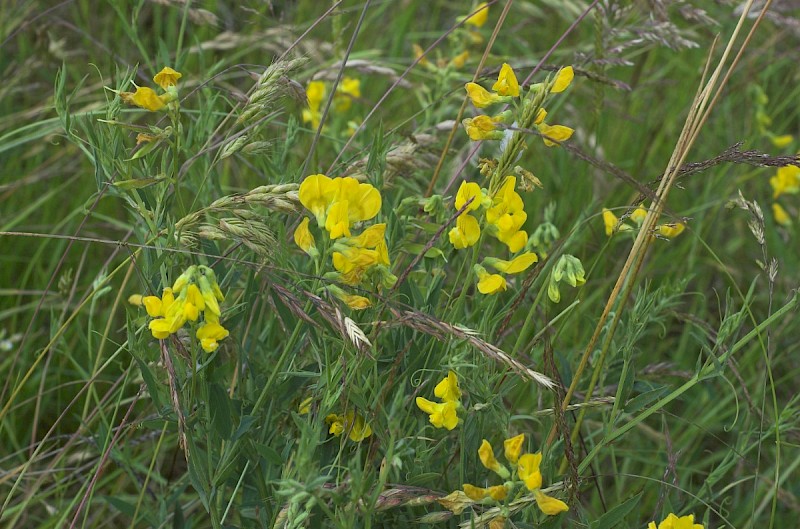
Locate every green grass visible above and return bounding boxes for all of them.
[1,1,799,528]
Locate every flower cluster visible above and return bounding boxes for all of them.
[325,410,372,442]
[116,66,182,112]
[296,174,396,309]
[602,206,686,239]
[448,177,539,295]
[648,513,704,529]
[462,435,568,516]
[412,2,488,71]
[770,164,799,227]
[135,265,228,352]
[547,254,586,303]
[415,371,462,430]
[463,63,574,144]
[302,76,361,130]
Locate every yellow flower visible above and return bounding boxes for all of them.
[656,222,685,239]
[344,223,386,249]
[630,205,648,225]
[302,80,326,128]
[517,452,542,490]
[450,51,470,69]
[128,294,143,306]
[332,246,384,277]
[294,217,318,256]
[434,371,462,402]
[478,440,509,478]
[148,318,172,339]
[120,86,170,112]
[299,173,336,226]
[503,434,525,464]
[491,63,519,97]
[773,203,791,226]
[334,76,360,112]
[325,200,351,239]
[328,285,371,310]
[325,411,372,442]
[463,2,489,27]
[465,82,504,108]
[449,213,481,249]
[463,484,488,501]
[551,66,574,93]
[336,178,382,223]
[298,396,312,415]
[497,228,527,253]
[537,123,574,147]
[770,134,793,148]
[602,208,632,236]
[455,181,484,212]
[415,397,459,430]
[412,43,430,67]
[463,115,505,141]
[770,165,800,198]
[153,67,182,90]
[476,266,507,295]
[484,252,538,274]
[196,321,229,352]
[533,490,569,515]
[648,513,704,529]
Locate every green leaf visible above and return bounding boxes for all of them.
[112,176,165,189]
[209,383,234,440]
[591,491,643,529]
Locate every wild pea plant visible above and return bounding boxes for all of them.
[2,2,800,529]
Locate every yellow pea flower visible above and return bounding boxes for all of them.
[128,294,144,306]
[455,181,484,212]
[196,321,230,352]
[773,203,791,226]
[551,66,574,93]
[462,484,488,501]
[415,397,459,430]
[325,200,351,238]
[153,66,182,90]
[656,222,685,239]
[630,205,648,225]
[517,452,542,490]
[325,411,372,442]
[148,318,172,339]
[478,440,509,478]
[345,223,386,249]
[498,229,528,253]
[463,115,505,141]
[537,123,574,147]
[503,433,525,464]
[299,173,336,226]
[328,285,371,310]
[463,2,489,27]
[533,490,569,515]
[602,208,632,236]
[412,43,430,67]
[298,396,312,415]
[492,63,519,97]
[484,252,538,274]
[450,51,470,69]
[302,80,326,128]
[186,284,205,313]
[477,270,507,295]
[448,213,481,249]
[334,76,360,112]
[293,217,318,256]
[434,371,461,402]
[465,82,504,108]
[648,513,704,529]
[338,178,381,223]
[770,165,800,198]
[120,86,170,111]
[770,134,793,148]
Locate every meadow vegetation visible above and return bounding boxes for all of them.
[1,1,799,528]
